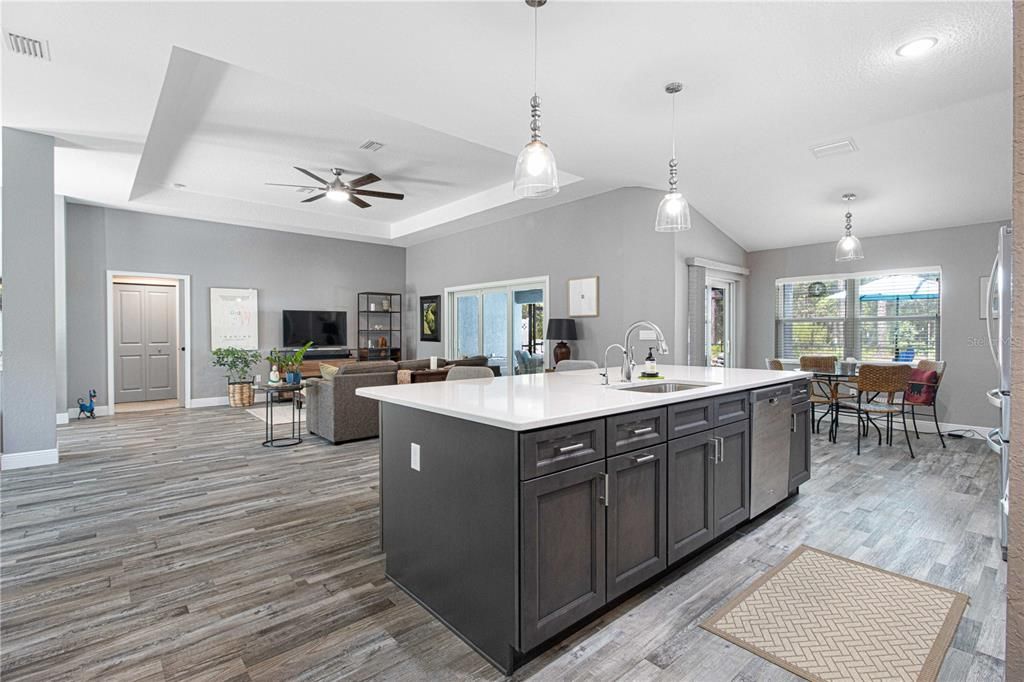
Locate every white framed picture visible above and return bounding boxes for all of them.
[568,276,599,317]
[211,288,259,349]
[980,276,999,320]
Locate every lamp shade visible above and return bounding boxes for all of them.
[546,318,577,340]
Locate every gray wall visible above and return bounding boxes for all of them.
[745,220,1005,428]
[405,187,747,367]
[1,128,57,455]
[65,204,405,406]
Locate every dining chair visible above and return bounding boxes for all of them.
[799,355,838,434]
[905,359,947,448]
[837,363,914,458]
[555,360,599,372]
[765,358,784,371]
[446,366,495,381]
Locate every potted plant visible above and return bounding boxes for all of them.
[285,341,314,384]
[211,347,263,407]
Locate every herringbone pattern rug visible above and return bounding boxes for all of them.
[702,546,969,682]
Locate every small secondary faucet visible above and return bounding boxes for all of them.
[601,344,626,385]
[621,320,669,382]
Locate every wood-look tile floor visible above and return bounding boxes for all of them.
[1,408,1006,681]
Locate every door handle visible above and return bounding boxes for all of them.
[791,413,796,433]
[716,436,725,463]
[633,453,656,464]
[709,436,720,463]
[598,472,609,507]
[632,426,654,435]
[559,443,585,454]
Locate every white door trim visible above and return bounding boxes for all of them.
[442,276,550,363]
[107,270,192,415]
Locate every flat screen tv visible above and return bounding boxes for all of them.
[282,310,347,347]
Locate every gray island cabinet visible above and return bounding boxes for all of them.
[358,366,812,673]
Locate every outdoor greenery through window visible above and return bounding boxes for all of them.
[775,269,940,363]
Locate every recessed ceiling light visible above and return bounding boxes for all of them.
[896,37,938,58]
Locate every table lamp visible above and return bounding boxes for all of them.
[546,318,578,366]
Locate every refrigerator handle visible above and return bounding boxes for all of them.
[985,252,1000,372]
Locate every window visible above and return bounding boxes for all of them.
[775,269,940,362]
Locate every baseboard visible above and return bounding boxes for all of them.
[2,447,59,469]
[828,412,990,439]
[66,405,112,420]
[190,396,229,408]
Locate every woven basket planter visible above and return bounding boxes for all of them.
[227,381,255,408]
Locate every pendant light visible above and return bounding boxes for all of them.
[654,82,692,232]
[834,193,864,262]
[513,0,559,198]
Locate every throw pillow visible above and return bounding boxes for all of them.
[904,368,938,405]
[320,362,340,379]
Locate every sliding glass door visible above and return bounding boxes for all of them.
[448,278,547,376]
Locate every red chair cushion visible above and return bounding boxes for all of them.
[905,368,938,405]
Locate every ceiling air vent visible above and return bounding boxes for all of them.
[359,140,385,152]
[4,31,51,60]
[810,138,857,159]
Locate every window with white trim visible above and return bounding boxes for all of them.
[775,268,940,362]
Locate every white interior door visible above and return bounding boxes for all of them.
[114,283,177,402]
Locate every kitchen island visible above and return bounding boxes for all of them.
[357,365,812,673]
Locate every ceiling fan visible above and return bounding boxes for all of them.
[266,167,405,208]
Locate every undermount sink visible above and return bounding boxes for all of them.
[614,382,713,393]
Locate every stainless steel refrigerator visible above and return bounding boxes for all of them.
[985,223,1012,561]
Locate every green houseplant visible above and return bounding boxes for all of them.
[267,342,313,385]
[211,347,262,407]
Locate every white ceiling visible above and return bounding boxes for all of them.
[0,1,1012,250]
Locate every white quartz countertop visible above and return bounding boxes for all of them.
[356,365,812,431]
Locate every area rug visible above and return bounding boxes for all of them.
[701,545,969,682]
[245,404,305,424]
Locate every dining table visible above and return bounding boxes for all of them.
[809,360,915,442]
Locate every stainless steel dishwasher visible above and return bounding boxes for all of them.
[749,383,793,517]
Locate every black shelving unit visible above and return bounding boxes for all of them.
[357,292,402,361]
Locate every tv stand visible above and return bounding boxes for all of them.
[298,349,356,378]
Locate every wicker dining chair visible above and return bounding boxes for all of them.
[765,358,784,371]
[906,359,947,448]
[799,356,838,434]
[837,363,915,458]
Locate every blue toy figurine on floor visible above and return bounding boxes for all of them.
[77,389,97,419]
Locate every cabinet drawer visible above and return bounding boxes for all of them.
[606,407,668,456]
[713,392,749,427]
[791,379,810,404]
[668,399,714,439]
[520,419,605,479]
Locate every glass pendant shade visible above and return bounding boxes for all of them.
[835,231,864,262]
[654,191,692,232]
[513,139,559,198]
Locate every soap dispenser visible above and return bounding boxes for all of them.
[644,347,657,376]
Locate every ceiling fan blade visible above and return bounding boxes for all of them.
[347,173,381,188]
[351,189,405,201]
[301,193,327,203]
[294,166,329,185]
[347,194,372,209]
[266,182,320,189]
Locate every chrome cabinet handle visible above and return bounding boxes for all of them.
[598,472,609,507]
[559,443,585,453]
[716,436,725,463]
[633,453,656,464]
[632,426,654,435]
[709,436,720,463]
[791,413,796,433]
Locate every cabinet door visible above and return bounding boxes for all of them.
[521,460,607,652]
[667,432,715,563]
[789,401,811,492]
[713,420,750,537]
[607,445,667,600]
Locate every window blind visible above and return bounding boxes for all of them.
[774,270,940,362]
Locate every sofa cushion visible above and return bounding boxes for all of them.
[338,360,398,376]
[320,362,341,379]
[397,358,447,371]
